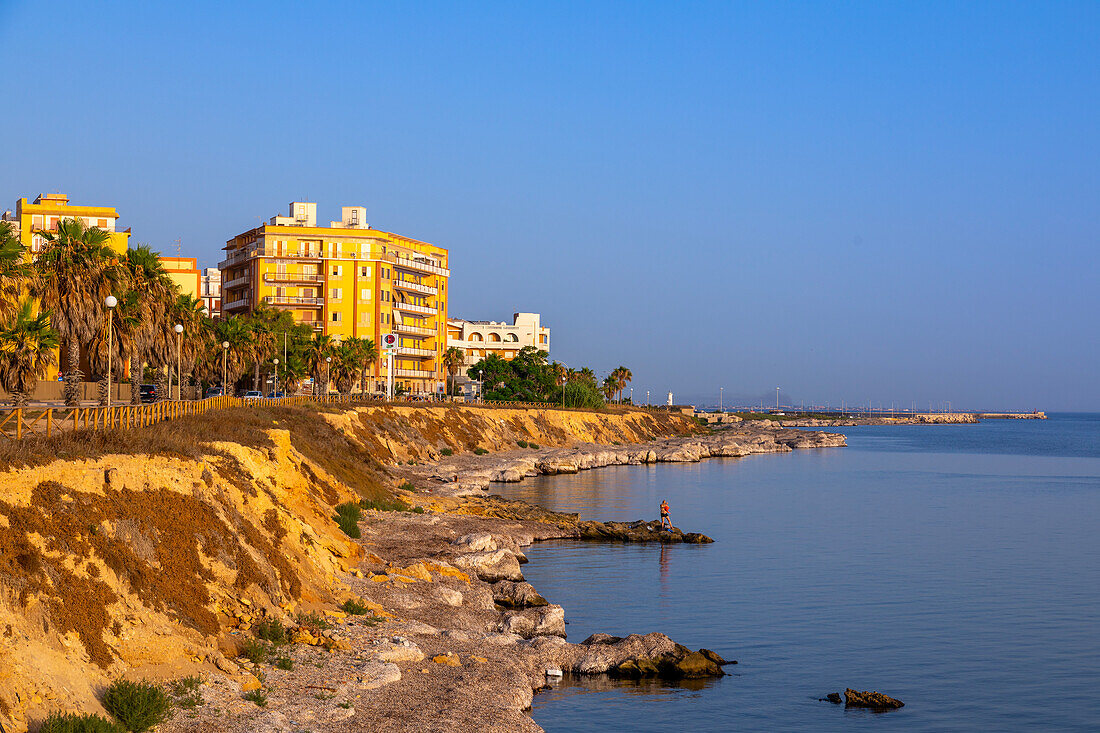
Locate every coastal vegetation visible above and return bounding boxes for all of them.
[101,679,172,732]
[465,346,623,409]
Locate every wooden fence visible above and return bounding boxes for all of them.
[0,394,381,441]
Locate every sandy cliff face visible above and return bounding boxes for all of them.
[0,405,697,730]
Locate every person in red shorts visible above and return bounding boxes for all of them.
[660,499,672,530]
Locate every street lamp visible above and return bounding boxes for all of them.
[629,387,633,405]
[325,356,331,396]
[173,324,183,400]
[562,375,567,409]
[273,358,279,398]
[776,386,780,410]
[222,341,229,396]
[105,296,117,413]
[720,386,723,412]
[478,370,484,402]
[646,389,650,406]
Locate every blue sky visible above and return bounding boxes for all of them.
[1,1,1097,410]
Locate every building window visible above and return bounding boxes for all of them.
[360,265,370,277]
[32,215,43,229]
[360,289,371,301]
[350,209,359,225]
[331,288,341,300]
[96,218,108,228]
[332,312,341,323]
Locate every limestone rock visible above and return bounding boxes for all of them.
[452,532,497,553]
[844,688,904,709]
[452,549,524,582]
[376,640,424,664]
[492,581,548,609]
[499,605,566,639]
[439,588,464,606]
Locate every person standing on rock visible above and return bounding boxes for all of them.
[660,499,672,530]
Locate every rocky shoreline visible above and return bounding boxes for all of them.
[156,423,845,732]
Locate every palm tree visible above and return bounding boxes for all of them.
[601,375,617,402]
[611,366,632,403]
[212,316,253,392]
[330,340,363,396]
[0,299,60,407]
[0,221,28,322]
[32,218,121,406]
[306,334,335,395]
[170,293,207,398]
[277,352,308,395]
[357,338,378,395]
[442,346,465,397]
[112,245,174,404]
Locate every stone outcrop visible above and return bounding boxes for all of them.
[576,520,714,544]
[451,549,525,583]
[560,633,731,679]
[492,581,548,609]
[844,688,905,709]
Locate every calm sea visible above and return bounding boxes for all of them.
[493,414,1100,732]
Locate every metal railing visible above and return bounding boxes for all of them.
[393,279,438,296]
[264,272,324,283]
[393,301,435,316]
[394,323,434,337]
[263,295,323,306]
[380,251,451,277]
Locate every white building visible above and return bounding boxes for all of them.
[200,267,222,318]
[447,312,550,366]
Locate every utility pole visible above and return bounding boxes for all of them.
[776,386,780,410]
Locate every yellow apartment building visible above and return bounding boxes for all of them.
[159,255,201,300]
[220,202,450,395]
[4,194,132,380]
[11,193,130,258]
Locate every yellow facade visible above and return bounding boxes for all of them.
[10,194,131,380]
[220,203,450,394]
[159,256,201,300]
[15,193,130,258]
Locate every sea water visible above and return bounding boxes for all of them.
[493,414,1100,732]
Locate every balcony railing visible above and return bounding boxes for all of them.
[300,321,325,332]
[219,245,323,270]
[380,251,450,277]
[223,275,251,290]
[394,323,434,337]
[393,279,438,296]
[396,345,436,357]
[263,295,323,307]
[264,272,324,283]
[393,301,435,316]
[392,368,436,379]
[223,297,250,311]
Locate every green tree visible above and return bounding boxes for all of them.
[443,346,465,396]
[32,218,121,405]
[0,299,60,407]
[0,220,29,322]
[306,334,335,395]
[601,375,617,402]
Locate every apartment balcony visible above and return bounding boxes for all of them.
[264,272,324,284]
[395,345,436,357]
[300,320,325,332]
[263,295,323,307]
[219,245,323,270]
[393,279,438,296]
[394,322,434,338]
[393,301,435,317]
[223,296,251,311]
[381,251,450,278]
[392,368,436,379]
[223,274,251,290]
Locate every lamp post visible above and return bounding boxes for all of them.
[562,375,567,409]
[325,356,331,395]
[273,358,279,398]
[105,296,117,413]
[173,324,183,400]
[646,389,650,406]
[479,370,483,403]
[222,341,229,395]
[720,386,723,412]
[629,387,633,405]
[776,386,780,410]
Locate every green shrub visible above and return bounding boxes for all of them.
[473,447,489,455]
[243,689,267,707]
[359,497,409,512]
[166,676,203,710]
[340,598,370,615]
[101,680,172,732]
[411,506,425,514]
[253,618,287,645]
[333,501,362,538]
[295,611,333,631]
[397,480,415,492]
[275,656,293,671]
[528,442,540,449]
[39,712,125,733]
[440,447,454,456]
[239,638,271,664]
[516,440,528,448]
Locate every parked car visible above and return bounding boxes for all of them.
[205,386,224,398]
[242,390,263,399]
[139,384,158,403]
[267,390,286,398]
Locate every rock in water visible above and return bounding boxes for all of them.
[823,692,842,704]
[844,688,904,709]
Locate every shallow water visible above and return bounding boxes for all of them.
[493,414,1100,732]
